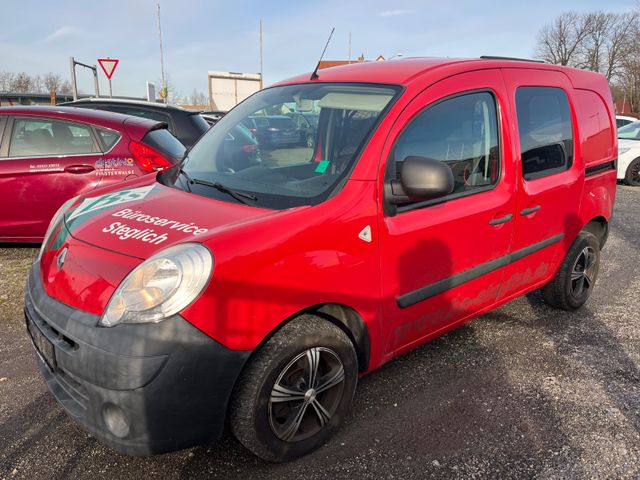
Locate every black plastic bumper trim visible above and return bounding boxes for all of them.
[25,263,251,456]
[397,233,564,308]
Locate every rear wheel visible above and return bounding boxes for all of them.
[230,315,358,462]
[542,231,600,310]
[624,157,640,186]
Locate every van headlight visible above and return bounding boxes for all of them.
[100,243,213,327]
[37,196,79,262]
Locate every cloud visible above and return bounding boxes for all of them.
[42,26,81,43]
[378,9,412,17]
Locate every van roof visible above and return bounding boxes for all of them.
[275,57,605,89]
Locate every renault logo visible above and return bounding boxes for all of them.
[57,247,68,269]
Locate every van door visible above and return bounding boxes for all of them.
[378,70,516,355]
[0,116,103,240]
[497,69,583,301]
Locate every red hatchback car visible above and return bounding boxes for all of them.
[25,58,617,461]
[0,106,185,242]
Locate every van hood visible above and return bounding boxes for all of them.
[64,179,278,259]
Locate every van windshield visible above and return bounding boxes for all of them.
[168,83,399,209]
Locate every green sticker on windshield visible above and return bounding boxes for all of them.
[315,160,330,173]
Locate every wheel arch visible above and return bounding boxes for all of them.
[582,216,609,249]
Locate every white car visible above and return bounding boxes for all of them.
[617,115,638,129]
[617,120,640,185]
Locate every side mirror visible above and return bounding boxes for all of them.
[386,156,455,205]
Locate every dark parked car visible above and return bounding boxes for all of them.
[0,106,185,242]
[288,112,319,147]
[241,115,299,149]
[62,99,210,148]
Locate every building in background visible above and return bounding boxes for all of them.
[207,71,262,112]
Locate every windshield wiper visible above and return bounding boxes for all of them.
[178,167,257,204]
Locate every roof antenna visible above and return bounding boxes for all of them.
[310,27,335,80]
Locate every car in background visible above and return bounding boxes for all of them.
[616,115,638,129]
[617,120,640,185]
[241,115,299,149]
[288,112,319,147]
[62,98,210,148]
[0,106,185,242]
[216,124,259,171]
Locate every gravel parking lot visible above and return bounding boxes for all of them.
[1,185,638,479]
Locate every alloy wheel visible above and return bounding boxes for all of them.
[268,347,345,442]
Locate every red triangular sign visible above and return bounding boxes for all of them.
[98,58,119,80]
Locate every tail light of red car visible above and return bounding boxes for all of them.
[129,140,173,172]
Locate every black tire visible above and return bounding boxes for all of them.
[542,231,600,310]
[230,314,358,462]
[624,157,640,186]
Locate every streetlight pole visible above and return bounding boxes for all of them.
[157,1,167,103]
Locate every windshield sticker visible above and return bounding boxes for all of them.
[67,185,155,222]
[102,208,209,244]
[315,160,330,173]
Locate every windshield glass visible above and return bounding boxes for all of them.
[171,83,399,209]
[618,121,640,140]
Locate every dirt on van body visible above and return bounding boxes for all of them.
[1,185,639,479]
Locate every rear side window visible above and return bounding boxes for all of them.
[9,118,98,157]
[391,91,500,201]
[143,128,186,160]
[515,87,573,180]
[96,127,121,151]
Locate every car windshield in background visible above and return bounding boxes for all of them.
[174,83,399,209]
[617,121,640,140]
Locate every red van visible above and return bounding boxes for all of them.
[0,107,184,242]
[25,58,617,461]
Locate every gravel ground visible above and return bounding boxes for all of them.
[0,185,638,480]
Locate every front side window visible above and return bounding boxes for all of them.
[170,83,399,209]
[390,91,500,202]
[9,118,98,157]
[515,87,573,180]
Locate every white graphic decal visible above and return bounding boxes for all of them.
[101,208,210,243]
[67,185,155,221]
[358,225,372,243]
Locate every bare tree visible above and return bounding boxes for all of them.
[11,72,33,93]
[43,72,63,94]
[603,11,639,81]
[189,89,208,106]
[59,80,73,95]
[0,71,16,91]
[535,11,593,66]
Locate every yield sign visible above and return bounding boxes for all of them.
[98,58,119,80]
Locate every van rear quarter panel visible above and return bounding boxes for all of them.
[571,83,617,227]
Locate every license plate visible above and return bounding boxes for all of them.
[27,318,57,372]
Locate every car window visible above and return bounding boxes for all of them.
[9,117,99,157]
[142,128,186,160]
[515,87,573,180]
[102,106,172,127]
[617,121,640,140]
[390,91,500,202]
[95,127,121,151]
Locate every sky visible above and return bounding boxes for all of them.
[0,0,636,99]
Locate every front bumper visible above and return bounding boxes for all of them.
[25,264,251,456]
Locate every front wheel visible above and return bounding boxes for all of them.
[230,315,358,462]
[624,157,640,186]
[542,231,600,310]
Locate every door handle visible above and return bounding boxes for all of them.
[520,205,541,216]
[489,213,513,226]
[64,164,95,174]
